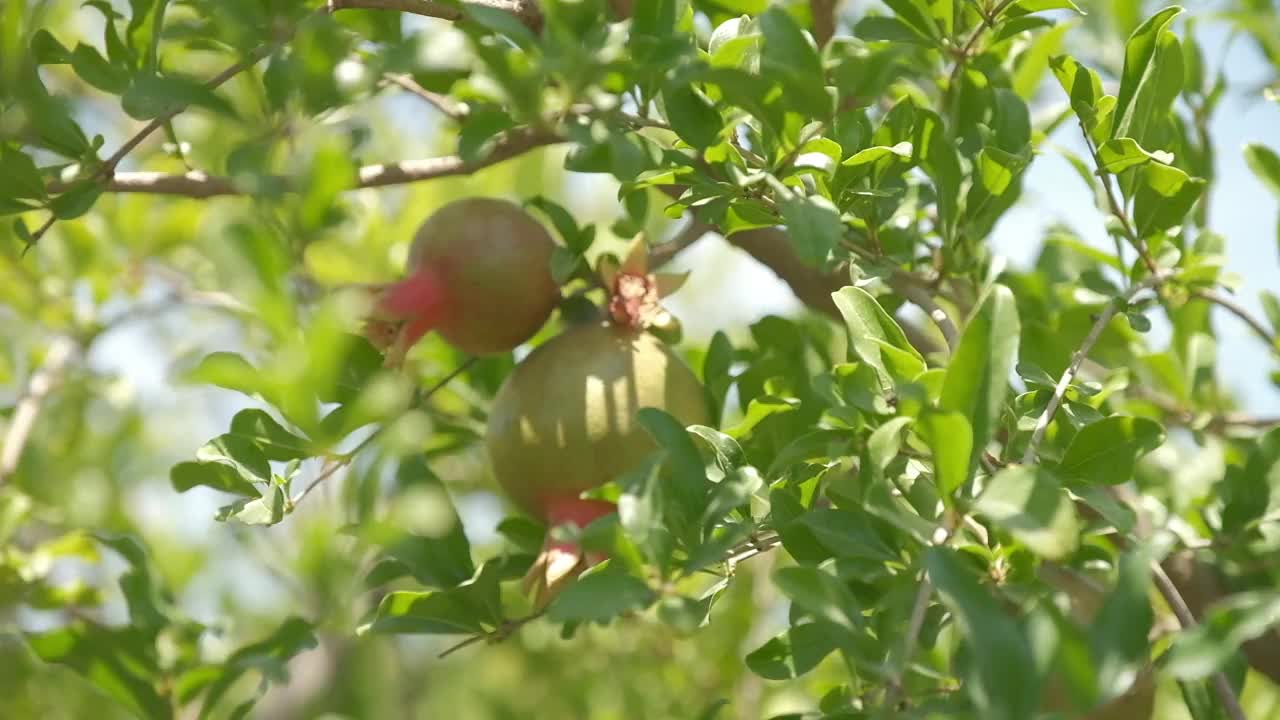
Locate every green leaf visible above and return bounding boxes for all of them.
[772,565,862,632]
[759,7,829,120]
[360,559,509,635]
[940,286,1021,479]
[227,409,310,461]
[974,466,1079,559]
[917,410,973,503]
[832,286,925,392]
[1244,143,1280,196]
[792,508,897,562]
[1222,428,1280,534]
[547,567,657,624]
[31,30,71,64]
[26,624,168,719]
[170,461,259,497]
[0,146,47,201]
[1089,550,1154,702]
[688,425,745,472]
[70,43,129,93]
[866,416,914,483]
[637,407,708,489]
[664,83,723,148]
[122,73,236,121]
[854,15,936,45]
[926,546,1039,720]
[1164,592,1280,681]
[1133,161,1206,236]
[1050,54,1104,121]
[94,533,171,632]
[1014,0,1084,13]
[198,617,317,720]
[841,141,913,167]
[48,182,103,220]
[781,193,843,266]
[724,395,799,438]
[214,488,285,526]
[745,622,845,680]
[1097,137,1171,173]
[1059,416,1164,484]
[1112,6,1184,143]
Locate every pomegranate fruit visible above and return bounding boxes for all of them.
[485,319,710,605]
[364,197,560,364]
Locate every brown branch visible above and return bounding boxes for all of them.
[810,0,840,48]
[1190,288,1278,353]
[333,0,543,31]
[380,73,467,119]
[0,337,78,486]
[48,129,564,197]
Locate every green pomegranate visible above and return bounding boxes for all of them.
[366,197,560,363]
[484,319,709,604]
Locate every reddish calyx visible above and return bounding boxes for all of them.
[521,497,617,609]
[361,265,450,367]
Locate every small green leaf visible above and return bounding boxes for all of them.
[926,547,1039,720]
[1097,137,1170,173]
[724,395,799,438]
[1014,0,1084,14]
[772,565,862,632]
[0,146,47,201]
[664,83,723,148]
[31,30,71,64]
[70,43,129,93]
[547,568,657,624]
[48,182,103,220]
[124,73,238,120]
[745,622,845,680]
[360,560,508,635]
[974,466,1079,559]
[940,286,1021,479]
[841,142,913,167]
[1059,416,1165,484]
[759,7,829,120]
[917,410,973,503]
[1089,550,1154,702]
[1112,6,1184,144]
[1133,162,1206,236]
[215,488,285,526]
[832,286,924,392]
[1164,592,1280,681]
[781,193,843,266]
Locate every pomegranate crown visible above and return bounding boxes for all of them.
[596,234,688,337]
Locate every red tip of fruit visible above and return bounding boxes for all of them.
[377,265,449,322]
[521,497,617,608]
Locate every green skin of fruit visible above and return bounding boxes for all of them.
[378,197,560,357]
[485,321,710,522]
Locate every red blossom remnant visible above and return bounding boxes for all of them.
[597,234,689,333]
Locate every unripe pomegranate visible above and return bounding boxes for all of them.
[485,319,710,604]
[365,197,560,364]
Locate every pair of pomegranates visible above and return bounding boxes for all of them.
[364,197,708,605]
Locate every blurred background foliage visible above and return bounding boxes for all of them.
[2,0,1280,719]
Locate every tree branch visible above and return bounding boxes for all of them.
[380,73,467,119]
[1190,288,1278,353]
[49,129,565,197]
[0,337,78,486]
[1150,560,1248,720]
[809,0,840,47]
[1021,273,1165,465]
[332,0,543,31]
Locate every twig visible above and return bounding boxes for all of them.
[1150,561,1248,720]
[1021,273,1165,465]
[809,0,840,47]
[944,0,1016,113]
[332,0,543,31]
[48,128,565,197]
[883,521,957,712]
[0,337,78,485]
[1077,126,1159,274]
[380,73,467,119]
[291,357,478,504]
[649,220,709,268]
[1190,288,1278,352]
[436,610,546,659]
